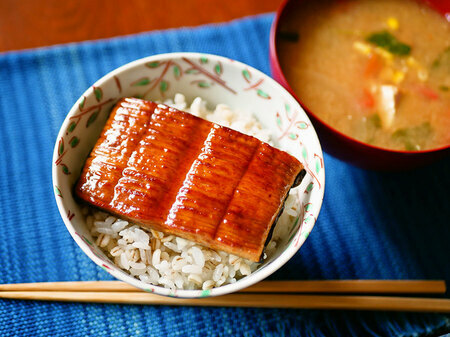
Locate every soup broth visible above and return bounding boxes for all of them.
[277,0,450,151]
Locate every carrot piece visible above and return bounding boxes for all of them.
[364,54,382,78]
[359,88,375,109]
[416,85,439,100]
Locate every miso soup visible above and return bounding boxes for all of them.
[277,0,450,151]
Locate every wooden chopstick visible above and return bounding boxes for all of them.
[0,280,446,294]
[0,291,449,312]
[1,280,448,312]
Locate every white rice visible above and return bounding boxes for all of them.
[85,94,300,290]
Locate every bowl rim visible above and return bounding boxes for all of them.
[269,0,450,156]
[52,51,325,298]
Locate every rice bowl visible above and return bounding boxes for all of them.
[84,94,302,291]
[52,52,325,298]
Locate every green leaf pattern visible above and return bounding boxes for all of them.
[93,87,102,102]
[61,164,70,175]
[69,136,80,148]
[160,80,168,93]
[242,69,251,81]
[256,89,270,99]
[54,185,63,198]
[79,96,86,110]
[173,66,181,78]
[87,110,99,127]
[197,81,211,88]
[315,158,320,174]
[276,117,282,127]
[214,63,222,76]
[302,146,308,160]
[58,139,64,156]
[146,61,160,68]
[201,290,211,297]
[185,69,200,74]
[131,77,151,86]
[67,122,77,134]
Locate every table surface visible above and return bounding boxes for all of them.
[0,0,282,52]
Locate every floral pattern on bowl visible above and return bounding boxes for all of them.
[52,52,325,298]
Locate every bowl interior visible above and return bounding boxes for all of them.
[52,52,325,298]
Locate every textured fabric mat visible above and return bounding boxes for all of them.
[0,13,449,337]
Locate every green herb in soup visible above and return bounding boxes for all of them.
[277,0,450,151]
[391,123,433,151]
[366,31,411,56]
[431,47,450,70]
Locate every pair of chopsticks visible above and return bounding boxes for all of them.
[1,280,449,312]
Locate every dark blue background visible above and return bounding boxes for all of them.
[0,14,449,336]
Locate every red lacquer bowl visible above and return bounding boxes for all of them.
[269,0,450,170]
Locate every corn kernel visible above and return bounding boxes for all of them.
[406,56,419,68]
[387,17,399,30]
[392,70,405,84]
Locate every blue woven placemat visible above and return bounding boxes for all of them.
[0,13,449,337]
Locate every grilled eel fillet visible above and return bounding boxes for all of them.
[75,98,304,261]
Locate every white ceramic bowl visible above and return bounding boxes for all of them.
[52,52,325,298]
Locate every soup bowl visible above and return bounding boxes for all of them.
[270,0,450,170]
[52,52,325,298]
